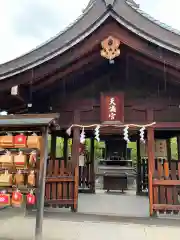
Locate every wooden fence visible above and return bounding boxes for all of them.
[152,159,180,215]
[45,159,78,212]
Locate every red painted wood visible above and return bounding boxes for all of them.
[100,92,124,123]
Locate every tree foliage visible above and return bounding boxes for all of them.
[48,136,178,161]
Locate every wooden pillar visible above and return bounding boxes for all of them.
[136,138,141,195]
[147,127,155,216]
[35,127,48,240]
[63,135,68,164]
[166,139,171,162]
[177,136,180,160]
[71,110,80,211]
[90,137,95,193]
[71,110,80,169]
[50,132,56,159]
[123,140,127,159]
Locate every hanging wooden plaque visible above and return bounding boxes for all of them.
[100,92,124,124]
[0,193,10,206]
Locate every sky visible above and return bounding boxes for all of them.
[0,0,179,64]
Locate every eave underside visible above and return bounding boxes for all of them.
[4,42,180,116]
[1,19,180,95]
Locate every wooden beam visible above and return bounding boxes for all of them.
[50,68,116,111]
[128,52,180,82]
[153,204,180,211]
[154,122,180,129]
[33,52,101,91]
[153,180,180,186]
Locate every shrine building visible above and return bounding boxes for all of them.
[0,0,180,216]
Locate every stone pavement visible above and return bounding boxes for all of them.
[0,212,179,240]
[78,190,149,217]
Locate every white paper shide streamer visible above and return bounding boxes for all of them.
[94,125,100,142]
[140,126,145,143]
[123,126,130,142]
[66,127,72,136]
[80,128,85,144]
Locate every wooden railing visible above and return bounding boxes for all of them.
[152,159,180,215]
[45,159,78,212]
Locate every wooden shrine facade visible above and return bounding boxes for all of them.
[1,0,180,216]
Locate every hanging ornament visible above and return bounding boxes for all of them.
[123,126,130,142]
[66,127,72,136]
[140,126,145,143]
[80,127,85,144]
[28,170,35,186]
[100,36,120,64]
[14,170,24,186]
[12,189,23,207]
[14,133,27,148]
[94,125,100,142]
[0,192,10,207]
[11,85,19,96]
[29,151,37,167]
[27,103,32,108]
[26,189,36,205]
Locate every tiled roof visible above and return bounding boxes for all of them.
[127,0,180,36]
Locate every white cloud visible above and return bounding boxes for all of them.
[137,0,180,30]
[0,0,89,63]
[0,0,179,64]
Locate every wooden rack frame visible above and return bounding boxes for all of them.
[0,113,59,240]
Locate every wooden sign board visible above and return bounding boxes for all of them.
[155,140,167,158]
[140,139,167,158]
[100,92,124,124]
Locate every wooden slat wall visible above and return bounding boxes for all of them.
[153,159,180,214]
[45,159,78,212]
[137,158,180,215]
